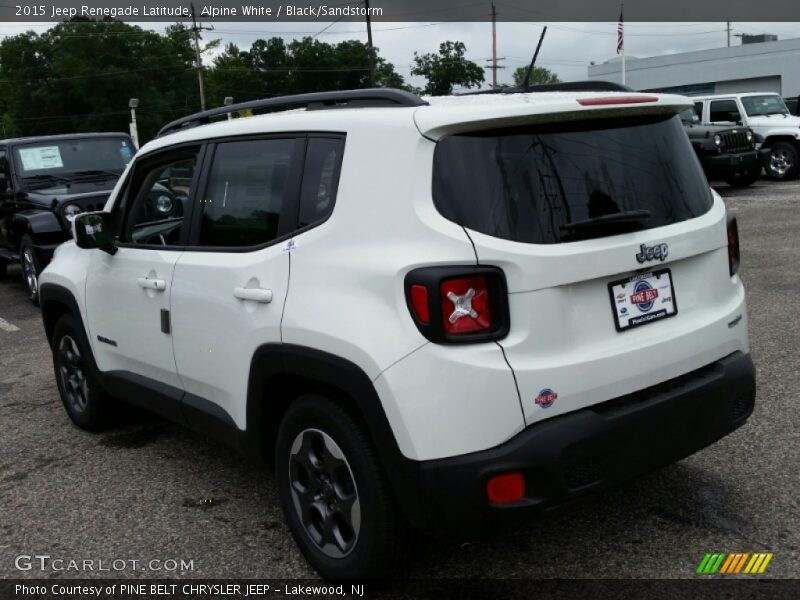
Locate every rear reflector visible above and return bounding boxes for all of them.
[727,214,740,276]
[486,472,525,504]
[577,96,659,106]
[441,276,492,334]
[410,284,430,324]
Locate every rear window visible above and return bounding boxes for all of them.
[432,115,713,244]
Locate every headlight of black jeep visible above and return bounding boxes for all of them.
[713,134,722,146]
[62,204,83,223]
[155,194,174,214]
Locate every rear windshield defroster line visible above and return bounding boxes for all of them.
[432,115,713,244]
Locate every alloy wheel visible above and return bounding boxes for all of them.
[22,248,38,302]
[57,335,89,413]
[288,428,361,558]
[769,148,792,177]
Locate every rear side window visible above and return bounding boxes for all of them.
[298,137,344,228]
[198,138,303,247]
[432,115,713,244]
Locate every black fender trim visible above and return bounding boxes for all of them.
[39,283,87,349]
[13,210,66,237]
[246,343,430,531]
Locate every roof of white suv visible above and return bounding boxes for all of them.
[140,87,692,156]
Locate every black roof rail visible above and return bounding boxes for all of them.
[464,80,633,96]
[157,88,428,137]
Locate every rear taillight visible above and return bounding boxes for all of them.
[727,214,740,276]
[441,276,492,334]
[405,266,509,344]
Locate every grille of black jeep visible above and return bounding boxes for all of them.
[721,131,751,153]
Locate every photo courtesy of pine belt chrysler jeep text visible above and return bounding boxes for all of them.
[37,84,756,580]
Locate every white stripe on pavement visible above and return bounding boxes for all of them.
[0,317,20,332]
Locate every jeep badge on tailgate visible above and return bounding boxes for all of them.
[636,243,669,263]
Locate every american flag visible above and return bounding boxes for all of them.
[616,9,624,54]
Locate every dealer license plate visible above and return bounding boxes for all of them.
[608,268,678,332]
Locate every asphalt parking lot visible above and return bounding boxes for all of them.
[1,178,798,580]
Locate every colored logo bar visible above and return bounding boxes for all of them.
[696,552,773,574]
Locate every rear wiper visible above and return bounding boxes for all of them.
[560,209,652,231]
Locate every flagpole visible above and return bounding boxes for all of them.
[621,2,626,86]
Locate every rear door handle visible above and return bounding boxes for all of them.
[233,287,273,303]
[137,277,167,291]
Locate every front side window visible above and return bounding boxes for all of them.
[433,115,713,244]
[198,138,303,248]
[709,100,741,122]
[122,155,196,246]
[740,95,789,117]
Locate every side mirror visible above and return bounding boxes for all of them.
[74,212,117,255]
[692,114,699,124]
[0,172,8,194]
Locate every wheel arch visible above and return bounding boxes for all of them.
[39,283,84,349]
[762,135,800,148]
[246,343,428,531]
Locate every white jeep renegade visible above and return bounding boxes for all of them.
[38,85,756,579]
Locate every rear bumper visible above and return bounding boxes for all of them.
[405,351,755,537]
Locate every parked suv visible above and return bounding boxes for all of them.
[0,133,135,304]
[694,93,800,180]
[679,108,764,187]
[39,87,756,579]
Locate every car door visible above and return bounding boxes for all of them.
[169,135,307,432]
[84,145,203,404]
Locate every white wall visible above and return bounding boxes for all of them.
[588,38,800,97]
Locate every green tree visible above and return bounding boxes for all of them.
[0,19,198,142]
[411,41,484,96]
[512,65,561,86]
[207,36,406,105]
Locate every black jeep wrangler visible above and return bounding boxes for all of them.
[0,133,135,304]
[679,108,766,188]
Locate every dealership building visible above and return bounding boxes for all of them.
[587,36,800,98]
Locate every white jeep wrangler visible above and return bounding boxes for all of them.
[38,85,756,579]
[694,92,800,180]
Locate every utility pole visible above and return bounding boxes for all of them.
[727,21,731,47]
[491,2,497,88]
[364,0,375,87]
[485,3,505,88]
[190,3,211,111]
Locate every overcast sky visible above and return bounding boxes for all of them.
[1,20,798,90]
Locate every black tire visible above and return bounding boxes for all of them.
[724,167,761,188]
[19,235,42,306]
[51,314,114,431]
[765,141,800,180]
[275,394,409,579]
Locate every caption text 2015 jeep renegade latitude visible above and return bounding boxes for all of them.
[39,87,756,579]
